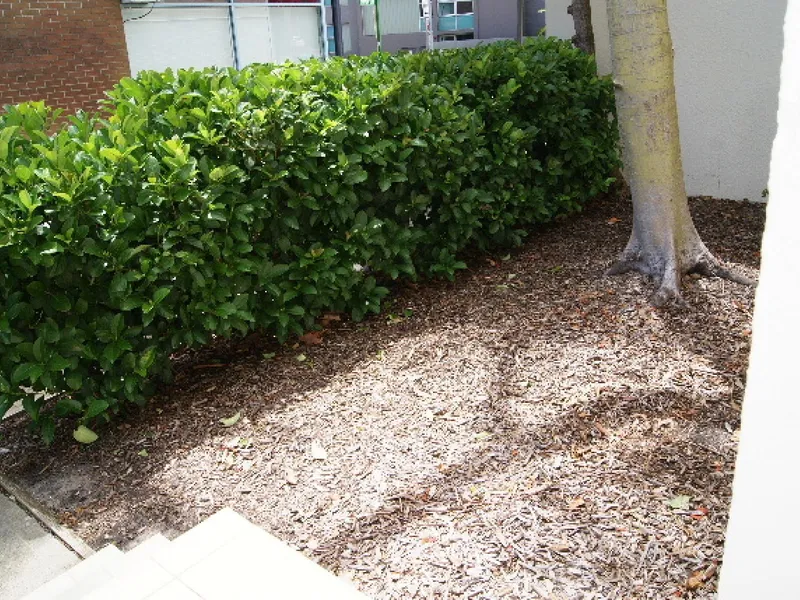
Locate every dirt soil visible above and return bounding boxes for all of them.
[0,191,765,600]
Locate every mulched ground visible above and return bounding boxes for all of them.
[0,190,765,600]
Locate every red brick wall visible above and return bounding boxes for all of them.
[0,1,130,115]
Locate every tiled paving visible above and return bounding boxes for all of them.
[22,508,370,600]
[0,494,80,600]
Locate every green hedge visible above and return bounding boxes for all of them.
[0,39,619,442]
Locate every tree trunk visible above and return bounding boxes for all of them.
[568,0,596,55]
[605,0,751,306]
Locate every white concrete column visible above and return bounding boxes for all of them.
[718,1,798,597]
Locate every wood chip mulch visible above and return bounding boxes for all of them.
[0,190,765,599]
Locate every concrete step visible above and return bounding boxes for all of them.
[124,534,171,562]
[145,508,257,577]
[22,545,124,600]
[80,542,174,600]
[22,537,172,600]
[157,509,368,599]
[21,509,370,599]
[139,509,368,599]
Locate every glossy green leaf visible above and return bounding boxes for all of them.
[73,425,99,444]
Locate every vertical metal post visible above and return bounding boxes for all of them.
[517,0,525,42]
[422,0,433,51]
[374,0,382,52]
[319,0,330,58]
[331,0,344,56]
[227,0,241,69]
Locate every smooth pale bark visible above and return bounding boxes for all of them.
[606,0,750,305]
[568,0,596,55]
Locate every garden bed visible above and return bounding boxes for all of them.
[0,190,764,599]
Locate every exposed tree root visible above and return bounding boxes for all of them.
[688,258,755,287]
[604,0,755,308]
[607,243,754,307]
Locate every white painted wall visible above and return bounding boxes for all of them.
[546,0,786,201]
[718,2,799,596]
[123,7,235,74]
[231,7,274,66]
[122,6,322,76]
[263,8,322,64]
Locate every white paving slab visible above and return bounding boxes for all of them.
[0,494,80,600]
[22,546,125,600]
[146,580,203,600]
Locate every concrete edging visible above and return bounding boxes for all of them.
[0,473,95,559]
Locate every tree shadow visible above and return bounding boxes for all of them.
[309,363,737,567]
[0,191,762,590]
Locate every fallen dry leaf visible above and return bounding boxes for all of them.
[686,570,706,590]
[667,495,692,510]
[594,423,610,436]
[219,412,241,428]
[299,330,324,345]
[607,217,622,224]
[686,563,717,590]
[320,313,341,328]
[568,497,586,510]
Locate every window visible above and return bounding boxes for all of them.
[328,23,352,54]
[439,1,474,16]
[419,0,428,32]
[420,1,475,35]
[327,24,336,55]
[438,0,474,32]
[440,32,474,41]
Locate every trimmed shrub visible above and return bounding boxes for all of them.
[0,39,619,442]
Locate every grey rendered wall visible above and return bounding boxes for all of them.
[476,0,519,39]
[381,33,428,53]
[346,1,526,54]
[433,37,513,49]
[524,0,546,35]
[546,0,786,202]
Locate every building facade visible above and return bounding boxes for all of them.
[328,0,545,56]
[0,0,543,116]
[0,1,328,114]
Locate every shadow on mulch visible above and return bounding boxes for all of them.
[0,190,765,599]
